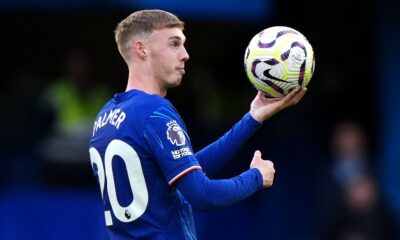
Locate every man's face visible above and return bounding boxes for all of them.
[146,28,189,89]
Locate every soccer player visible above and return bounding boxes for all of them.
[89,9,306,240]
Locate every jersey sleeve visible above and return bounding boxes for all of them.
[143,105,201,186]
[195,112,262,176]
[176,168,263,212]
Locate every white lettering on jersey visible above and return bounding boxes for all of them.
[93,108,126,136]
[171,147,193,159]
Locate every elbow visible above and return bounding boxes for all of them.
[190,204,210,213]
[188,196,219,212]
[183,185,221,212]
[176,169,226,212]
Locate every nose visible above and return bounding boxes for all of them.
[181,47,189,62]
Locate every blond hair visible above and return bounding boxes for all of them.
[115,9,184,61]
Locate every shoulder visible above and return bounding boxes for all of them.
[135,93,176,116]
[144,93,173,108]
[113,90,172,114]
[118,91,180,127]
[146,98,182,125]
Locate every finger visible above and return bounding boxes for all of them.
[281,88,300,104]
[281,87,306,108]
[287,87,301,99]
[254,91,265,100]
[266,160,274,168]
[289,87,307,105]
[266,97,282,103]
[259,91,273,102]
[254,150,262,158]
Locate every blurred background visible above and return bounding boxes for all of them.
[0,0,399,239]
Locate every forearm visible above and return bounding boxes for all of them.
[195,113,261,176]
[176,168,263,212]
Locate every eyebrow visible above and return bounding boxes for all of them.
[168,36,186,42]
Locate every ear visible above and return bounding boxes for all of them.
[134,40,148,59]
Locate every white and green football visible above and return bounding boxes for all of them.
[244,26,315,98]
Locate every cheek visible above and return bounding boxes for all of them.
[152,53,170,68]
[150,50,177,78]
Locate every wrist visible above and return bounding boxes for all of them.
[245,112,263,127]
[249,110,263,123]
[250,168,263,190]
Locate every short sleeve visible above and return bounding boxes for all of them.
[143,105,201,185]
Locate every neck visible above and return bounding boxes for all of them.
[125,66,167,97]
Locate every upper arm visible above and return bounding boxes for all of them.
[143,105,201,185]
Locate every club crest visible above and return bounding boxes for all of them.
[166,121,186,146]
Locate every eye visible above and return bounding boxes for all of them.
[170,40,180,48]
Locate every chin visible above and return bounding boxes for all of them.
[165,79,181,89]
[176,77,182,86]
[173,77,183,87]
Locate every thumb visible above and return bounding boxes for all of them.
[254,150,262,159]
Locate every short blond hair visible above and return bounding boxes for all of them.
[115,9,184,61]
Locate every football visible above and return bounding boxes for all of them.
[244,26,315,97]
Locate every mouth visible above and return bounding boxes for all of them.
[176,67,185,75]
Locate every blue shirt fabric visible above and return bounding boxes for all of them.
[89,89,263,240]
[194,112,263,176]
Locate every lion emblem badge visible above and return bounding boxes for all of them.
[166,121,186,146]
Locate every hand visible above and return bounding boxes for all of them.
[250,150,275,188]
[249,87,307,123]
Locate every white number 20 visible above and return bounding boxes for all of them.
[89,139,148,226]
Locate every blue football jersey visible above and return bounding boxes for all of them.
[89,89,201,240]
